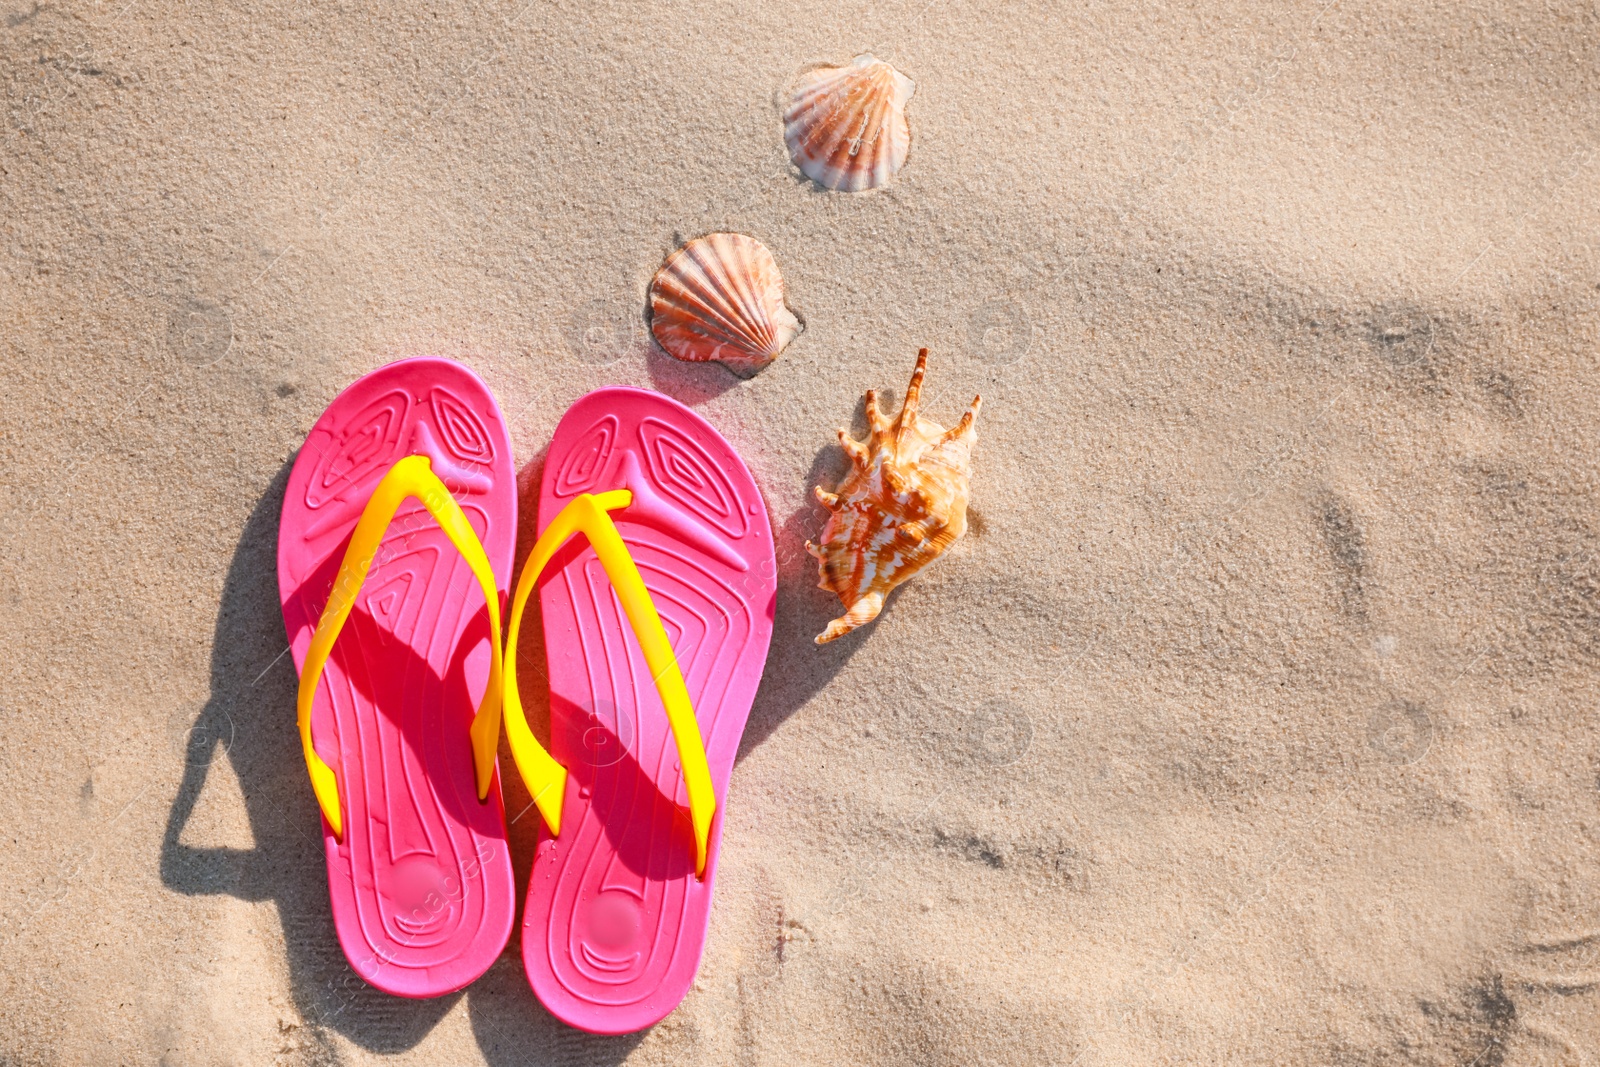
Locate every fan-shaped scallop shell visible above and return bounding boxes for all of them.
[649,232,802,374]
[807,348,980,643]
[783,54,915,192]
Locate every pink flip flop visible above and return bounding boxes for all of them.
[278,357,517,997]
[499,387,776,1033]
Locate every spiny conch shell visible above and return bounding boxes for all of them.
[807,348,980,643]
[783,54,915,192]
[649,232,802,376]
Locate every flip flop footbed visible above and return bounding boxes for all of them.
[524,388,776,1033]
[278,357,517,997]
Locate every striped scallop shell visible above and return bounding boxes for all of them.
[783,54,915,192]
[649,233,802,374]
[807,348,980,643]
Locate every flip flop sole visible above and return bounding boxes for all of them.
[278,357,517,997]
[523,387,776,1033]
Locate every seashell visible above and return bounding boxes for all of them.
[649,232,802,375]
[783,54,915,192]
[807,348,980,643]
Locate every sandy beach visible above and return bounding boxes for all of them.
[5,0,1600,1062]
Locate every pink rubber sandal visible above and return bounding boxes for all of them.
[278,357,517,997]
[499,387,776,1033]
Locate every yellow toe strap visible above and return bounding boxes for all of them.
[497,491,716,879]
[298,454,505,841]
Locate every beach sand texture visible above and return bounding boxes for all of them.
[5,0,1600,1062]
